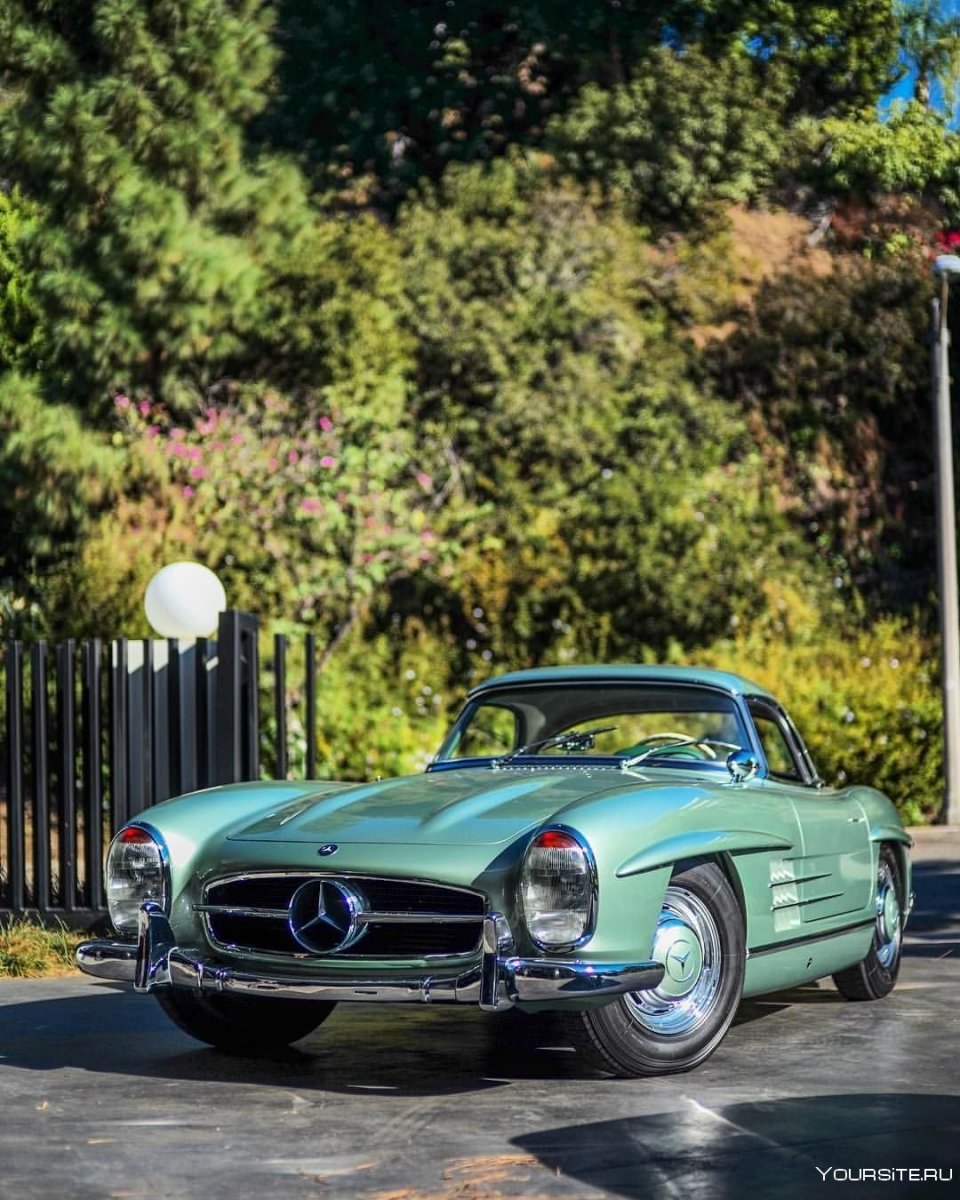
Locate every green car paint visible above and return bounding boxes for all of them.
[117,665,911,1006]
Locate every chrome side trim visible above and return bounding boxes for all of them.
[748,915,875,958]
[76,907,664,1008]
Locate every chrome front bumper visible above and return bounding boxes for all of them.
[77,904,664,1012]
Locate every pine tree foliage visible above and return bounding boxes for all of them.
[0,0,310,408]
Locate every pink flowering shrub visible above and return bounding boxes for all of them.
[111,387,467,638]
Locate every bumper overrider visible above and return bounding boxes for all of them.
[77,903,664,1012]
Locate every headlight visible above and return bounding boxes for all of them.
[520,827,596,951]
[106,825,169,935]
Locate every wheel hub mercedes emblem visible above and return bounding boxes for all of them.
[288,880,366,954]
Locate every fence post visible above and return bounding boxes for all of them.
[82,640,104,911]
[31,642,50,911]
[216,611,260,784]
[4,642,25,912]
[56,640,77,911]
[274,633,287,780]
[109,639,129,832]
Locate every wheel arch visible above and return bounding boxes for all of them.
[668,853,749,936]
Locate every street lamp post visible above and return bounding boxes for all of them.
[932,254,960,825]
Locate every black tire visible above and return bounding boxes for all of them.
[832,844,904,1001]
[156,989,336,1052]
[563,861,745,1077]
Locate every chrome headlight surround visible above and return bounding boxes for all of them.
[105,822,170,936]
[519,825,598,953]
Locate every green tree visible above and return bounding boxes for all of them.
[396,158,817,664]
[0,372,119,635]
[0,0,311,411]
[897,0,960,108]
[256,2,899,208]
[0,189,42,372]
[736,1,901,115]
[545,46,782,230]
[707,257,933,611]
[791,100,960,218]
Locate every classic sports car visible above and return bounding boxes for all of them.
[77,665,912,1077]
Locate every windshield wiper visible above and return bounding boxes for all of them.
[496,725,617,765]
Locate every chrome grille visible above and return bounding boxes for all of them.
[198,873,486,960]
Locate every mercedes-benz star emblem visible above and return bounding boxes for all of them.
[288,880,366,954]
[316,844,339,857]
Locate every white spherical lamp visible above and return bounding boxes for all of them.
[144,562,227,638]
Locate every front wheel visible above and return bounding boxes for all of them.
[156,989,336,1052]
[832,844,904,1001]
[563,861,745,1077]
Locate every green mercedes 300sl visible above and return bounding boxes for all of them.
[77,665,912,1077]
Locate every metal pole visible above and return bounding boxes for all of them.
[932,289,960,824]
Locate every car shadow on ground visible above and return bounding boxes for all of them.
[0,974,882,1096]
[512,1093,960,1200]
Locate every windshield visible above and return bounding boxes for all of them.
[433,682,749,770]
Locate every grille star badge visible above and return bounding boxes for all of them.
[288,879,366,954]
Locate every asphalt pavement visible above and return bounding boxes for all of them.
[1,826,958,1200]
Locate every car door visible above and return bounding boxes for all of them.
[746,698,873,927]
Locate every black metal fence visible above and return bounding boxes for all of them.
[0,611,259,921]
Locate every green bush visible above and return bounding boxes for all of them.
[669,587,941,824]
[260,625,452,782]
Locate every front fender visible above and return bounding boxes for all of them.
[615,829,794,878]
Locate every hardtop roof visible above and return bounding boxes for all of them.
[468,663,776,703]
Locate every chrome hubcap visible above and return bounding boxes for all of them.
[652,918,704,999]
[625,885,721,1036]
[875,861,902,969]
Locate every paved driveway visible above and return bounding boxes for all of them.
[1,829,958,1200]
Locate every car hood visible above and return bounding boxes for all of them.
[226,767,633,847]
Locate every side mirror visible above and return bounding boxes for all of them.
[726,749,760,784]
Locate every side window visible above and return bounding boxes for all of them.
[452,704,517,758]
[750,709,803,782]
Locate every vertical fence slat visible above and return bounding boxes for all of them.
[31,643,50,911]
[56,640,76,911]
[195,636,214,789]
[142,639,154,809]
[168,639,183,800]
[4,642,26,912]
[110,639,129,833]
[83,640,104,911]
[241,618,259,781]
[216,612,241,785]
[305,633,316,780]
[274,633,287,780]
